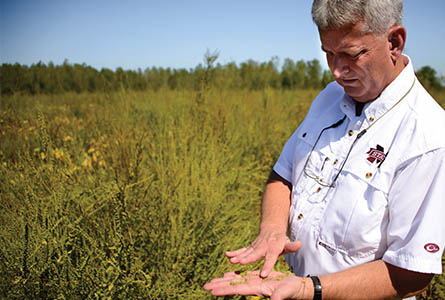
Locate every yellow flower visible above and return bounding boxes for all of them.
[53,148,64,160]
[81,157,92,168]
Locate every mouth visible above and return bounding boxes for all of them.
[338,78,359,86]
[341,78,358,83]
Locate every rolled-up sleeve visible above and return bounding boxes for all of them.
[273,130,300,184]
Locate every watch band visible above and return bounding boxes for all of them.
[309,275,322,300]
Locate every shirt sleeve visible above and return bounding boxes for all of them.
[382,148,445,274]
[273,129,300,183]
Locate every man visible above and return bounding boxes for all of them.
[204,0,445,299]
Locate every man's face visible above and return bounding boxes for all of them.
[319,23,396,102]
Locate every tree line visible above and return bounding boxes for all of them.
[1,56,443,95]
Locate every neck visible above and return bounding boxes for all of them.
[392,55,408,83]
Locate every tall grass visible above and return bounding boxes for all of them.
[0,87,443,299]
[0,88,314,299]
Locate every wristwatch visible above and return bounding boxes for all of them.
[309,275,322,300]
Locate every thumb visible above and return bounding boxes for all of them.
[270,293,284,300]
[283,240,302,254]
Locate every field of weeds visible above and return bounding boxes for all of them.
[1,87,444,299]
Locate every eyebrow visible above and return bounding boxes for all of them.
[321,45,362,55]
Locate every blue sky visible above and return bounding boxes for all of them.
[1,0,444,76]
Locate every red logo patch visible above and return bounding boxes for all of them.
[367,144,386,167]
[424,243,440,253]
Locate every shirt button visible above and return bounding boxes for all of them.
[369,116,375,122]
[366,172,373,178]
[316,187,321,193]
[333,159,338,165]
[298,213,303,220]
[348,130,354,136]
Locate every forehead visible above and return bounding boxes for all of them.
[319,23,379,51]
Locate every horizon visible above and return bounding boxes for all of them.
[1,56,443,80]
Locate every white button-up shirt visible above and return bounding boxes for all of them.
[273,56,445,277]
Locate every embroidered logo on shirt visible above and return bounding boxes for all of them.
[366,145,386,166]
[424,243,440,253]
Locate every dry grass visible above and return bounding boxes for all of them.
[0,87,443,299]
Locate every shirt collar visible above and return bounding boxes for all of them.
[340,55,415,123]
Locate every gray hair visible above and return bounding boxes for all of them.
[312,0,403,34]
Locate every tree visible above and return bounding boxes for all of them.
[281,58,296,89]
[321,70,335,87]
[306,59,322,89]
[295,60,307,89]
[416,66,442,90]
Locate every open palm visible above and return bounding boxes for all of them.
[204,270,304,300]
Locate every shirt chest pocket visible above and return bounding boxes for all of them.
[317,156,392,258]
[290,129,320,186]
[291,124,346,194]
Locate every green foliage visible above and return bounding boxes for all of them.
[1,58,329,95]
[0,83,444,299]
[2,59,443,96]
[416,66,443,90]
[0,88,314,299]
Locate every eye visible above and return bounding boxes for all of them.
[350,49,366,59]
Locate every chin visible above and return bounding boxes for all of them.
[343,86,363,98]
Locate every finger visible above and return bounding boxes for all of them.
[237,243,269,265]
[226,247,248,258]
[204,273,243,289]
[260,252,279,278]
[283,240,302,254]
[260,240,302,277]
[249,270,262,276]
[259,240,288,278]
[210,285,253,296]
[204,277,238,289]
[239,247,265,265]
[204,270,264,291]
[210,270,276,297]
[209,280,261,296]
[230,246,257,264]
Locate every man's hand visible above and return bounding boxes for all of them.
[204,270,309,300]
[225,230,301,278]
[224,170,299,278]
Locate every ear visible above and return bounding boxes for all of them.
[388,26,407,64]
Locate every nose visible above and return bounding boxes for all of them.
[330,55,350,79]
